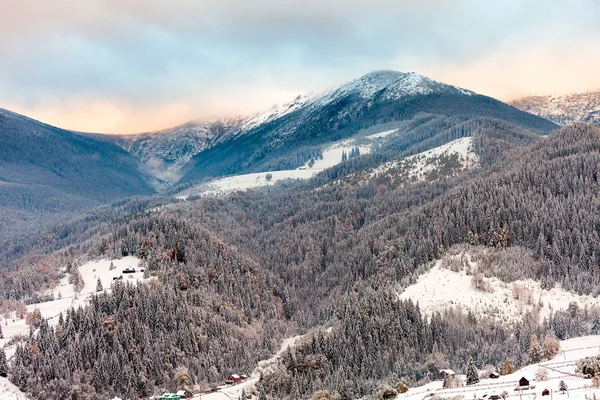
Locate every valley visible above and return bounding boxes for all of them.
[0,70,599,400]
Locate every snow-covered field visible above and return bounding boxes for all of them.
[371,137,478,182]
[0,257,144,344]
[400,255,600,324]
[395,336,600,400]
[178,139,371,198]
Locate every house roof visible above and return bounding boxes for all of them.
[440,369,456,375]
[230,374,240,379]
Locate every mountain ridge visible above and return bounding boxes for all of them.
[511,90,600,126]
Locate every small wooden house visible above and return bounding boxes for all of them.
[489,372,500,379]
[440,369,456,378]
[122,267,136,274]
[519,377,530,387]
[542,389,550,396]
[226,374,242,384]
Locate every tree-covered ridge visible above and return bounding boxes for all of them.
[2,124,599,399]
[10,216,287,399]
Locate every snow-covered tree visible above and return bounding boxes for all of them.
[0,348,8,377]
[466,357,480,385]
[96,278,103,292]
[559,380,567,393]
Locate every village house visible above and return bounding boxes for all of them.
[439,369,456,378]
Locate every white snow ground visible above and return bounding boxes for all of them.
[0,377,27,400]
[0,257,144,344]
[399,254,600,324]
[394,336,600,400]
[178,139,372,198]
[370,137,478,182]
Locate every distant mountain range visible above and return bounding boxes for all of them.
[511,90,600,126]
[0,70,560,240]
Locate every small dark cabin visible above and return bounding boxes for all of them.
[519,377,530,387]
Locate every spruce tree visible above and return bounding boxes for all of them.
[559,380,567,393]
[466,357,480,385]
[0,348,8,377]
[96,278,103,292]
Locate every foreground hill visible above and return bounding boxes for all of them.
[0,108,154,241]
[2,123,597,399]
[179,70,557,184]
[511,91,600,126]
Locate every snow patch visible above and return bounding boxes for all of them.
[179,140,371,198]
[0,257,145,344]
[400,255,600,324]
[0,377,27,399]
[366,129,399,140]
[370,137,478,182]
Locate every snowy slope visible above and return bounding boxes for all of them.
[0,257,145,344]
[511,91,600,126]
[394,336,600,400]
[368,137,478,183]
[0,377,27,400]
[399,251,600,324]
[178,139,371,198]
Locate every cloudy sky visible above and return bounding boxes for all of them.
[2,0,600,133]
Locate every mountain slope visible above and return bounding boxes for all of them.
[179,71,558,184]
[0,108,154,240]
[511,91,600,126]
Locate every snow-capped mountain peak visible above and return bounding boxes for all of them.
[312,70,474,107]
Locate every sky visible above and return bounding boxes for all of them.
[1,0,600,134]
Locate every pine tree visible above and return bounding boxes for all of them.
[96,278,103,292]
[0,323,3,339]
[0,348,8,377]
[559,380,567,393]
[466,357,480,385]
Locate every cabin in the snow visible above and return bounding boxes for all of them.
[542,389,550,396]
[519,377,530,387]
[122,267,136,274]
[440,369,456,378]
[489,372,500,379]
[226,374,242,384]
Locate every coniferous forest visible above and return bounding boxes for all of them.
[0,122,599,399]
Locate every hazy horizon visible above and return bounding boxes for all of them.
[2,0,600,134]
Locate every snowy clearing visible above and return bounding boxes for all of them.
[0,256,144,344]
[178,139,371,198]
[400,254,600,325]
[394,335,600,400]
[366,129,399,139]
[0,377,27,399]
[371,137,478,182]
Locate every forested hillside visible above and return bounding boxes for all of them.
[3,123,600,399]
[179,71,556,184]
[0,108,154,241]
